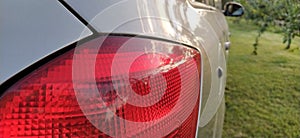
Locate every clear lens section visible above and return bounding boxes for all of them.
[0,36,201,137]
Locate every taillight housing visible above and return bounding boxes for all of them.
[0,36,201,137]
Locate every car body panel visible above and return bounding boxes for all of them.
[0,0,231,137]
[0,0,92,84]
[65,0,228,128]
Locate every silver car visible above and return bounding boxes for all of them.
[0,0,243,137]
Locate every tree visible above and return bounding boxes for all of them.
[280,0,300,49]
[236,0,300,54]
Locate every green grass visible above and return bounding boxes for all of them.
[223,18,300,137]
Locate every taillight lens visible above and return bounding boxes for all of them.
[0,36,201,137]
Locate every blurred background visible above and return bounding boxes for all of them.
[221,0,300,137]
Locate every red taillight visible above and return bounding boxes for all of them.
[0,36,201,137]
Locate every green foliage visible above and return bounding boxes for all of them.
[236,0,300,54]
[280,0,300,49]
[223,19,300,137]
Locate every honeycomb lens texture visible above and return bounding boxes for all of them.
[0,36,201,137]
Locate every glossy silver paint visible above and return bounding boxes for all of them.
[0,0,92,84]
[66,0,228,129]
[1,0,230,137]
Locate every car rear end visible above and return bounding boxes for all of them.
[0,0,233,137]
